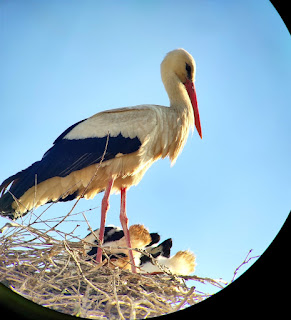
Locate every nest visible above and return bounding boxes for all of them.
[0,218,226,319]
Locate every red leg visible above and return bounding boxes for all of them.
[120,187,137,273]
[96,178,115,263]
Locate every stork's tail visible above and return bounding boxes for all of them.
[0,160,48,220]
[0,173,22,219]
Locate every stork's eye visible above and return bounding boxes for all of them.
[185,63,192,79]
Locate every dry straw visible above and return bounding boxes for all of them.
[0,213,226,319]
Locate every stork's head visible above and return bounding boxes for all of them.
[161,48,202,139]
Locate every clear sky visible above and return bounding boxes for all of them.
[0,0,290,295]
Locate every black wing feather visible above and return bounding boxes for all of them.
[0,128,141,215]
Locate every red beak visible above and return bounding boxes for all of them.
[184,79,202,139]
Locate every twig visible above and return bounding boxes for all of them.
[174,286,195,311]
[112,270,125,320]
[231,249,261,282]
[181,275,227,289]
[63,240,111,301]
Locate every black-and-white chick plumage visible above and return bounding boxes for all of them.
[84,224,196,275]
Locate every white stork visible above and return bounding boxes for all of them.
[0,48,202,273]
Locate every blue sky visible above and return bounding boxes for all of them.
[0,1,290,295]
